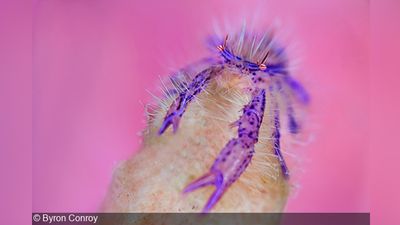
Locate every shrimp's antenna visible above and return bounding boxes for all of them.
[224,34,228,48]
[258,51,269,70]
[260,51,270,64]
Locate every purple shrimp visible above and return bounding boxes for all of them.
[157,29,309,212]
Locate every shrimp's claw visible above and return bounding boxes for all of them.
[158,67,219,135]
[182,89,267,212]
[183,170,225,213]
[158,111,182,135]
[183,171,223,193]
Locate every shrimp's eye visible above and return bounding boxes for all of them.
[258,64,267,70]
[217,35,229,51]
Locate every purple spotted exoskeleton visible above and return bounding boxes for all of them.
[157,28,309,212]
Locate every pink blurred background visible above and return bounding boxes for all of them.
[32,0,369,212]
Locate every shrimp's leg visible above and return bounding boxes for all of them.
[287,106,299,134]
[283,75,310,104]
[158,67,220,135]
[276,80,300,134]
[272,99,290,178]
[183,89,266,212]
